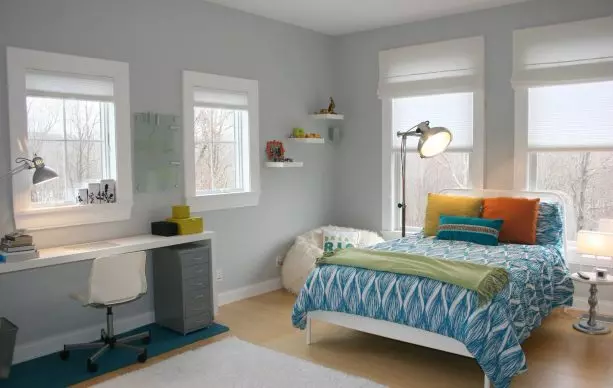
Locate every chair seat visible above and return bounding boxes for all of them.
[70,291,143,307]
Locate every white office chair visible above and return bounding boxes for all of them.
[59,251,151,372]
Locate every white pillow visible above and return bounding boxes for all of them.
[322,229,359,253]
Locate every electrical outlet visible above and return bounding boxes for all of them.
[276,255,284,267]
[216,269,224,281]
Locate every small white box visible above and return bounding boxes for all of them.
[99,179,116,203]
[88,183,101,204]
[76,188,89,205]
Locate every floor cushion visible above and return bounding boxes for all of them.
[281,226,384,294]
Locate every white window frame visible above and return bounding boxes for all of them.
[6,47,132,230]
[379,37,485,234]
[182,71,260,212]
[381,92,484,233]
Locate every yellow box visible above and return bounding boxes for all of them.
[172,205,191,219]
[166,217,203,235]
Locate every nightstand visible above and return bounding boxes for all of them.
[571,272,613,335]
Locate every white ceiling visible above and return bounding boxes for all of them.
[205,0,533,35]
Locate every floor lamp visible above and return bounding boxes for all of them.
[397,121,452,237]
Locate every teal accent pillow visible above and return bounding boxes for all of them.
[437,216,504,246]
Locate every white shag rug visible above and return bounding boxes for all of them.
[94,337,385,388]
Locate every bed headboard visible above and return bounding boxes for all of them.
[440,189,575,258]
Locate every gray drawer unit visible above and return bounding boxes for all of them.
[153,242,214,334]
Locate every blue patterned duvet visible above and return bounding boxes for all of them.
[292,234,573,388]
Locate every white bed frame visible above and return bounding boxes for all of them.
[305,189,573,388]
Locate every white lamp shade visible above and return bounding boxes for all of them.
[576,230,613,257]
[418,127,452,158]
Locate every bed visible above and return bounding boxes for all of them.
[291,190,575,388]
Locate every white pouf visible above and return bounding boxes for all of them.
[281,226,384,295]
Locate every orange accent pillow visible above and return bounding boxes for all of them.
[482,197,540,245]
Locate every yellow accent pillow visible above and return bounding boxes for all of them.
[424,193,483,236]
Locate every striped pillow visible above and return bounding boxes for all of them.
[437,216,504,246]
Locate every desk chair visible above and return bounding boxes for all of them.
[59,251,151,372]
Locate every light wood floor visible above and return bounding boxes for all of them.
[83,290,613,387]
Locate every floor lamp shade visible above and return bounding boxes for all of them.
[417,127,452,158]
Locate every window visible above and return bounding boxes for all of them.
[380,37,484,231]
[513,17,613,239]
[183,71,259,211]
[7,47,131,229]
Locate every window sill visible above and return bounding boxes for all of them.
[186,191,259,213]
[14,202,133,230]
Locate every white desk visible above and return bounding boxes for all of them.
[0,232,215,274]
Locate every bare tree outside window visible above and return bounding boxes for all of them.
[194,107,243,194]
[533,151,613,238]
[26,96,115,206]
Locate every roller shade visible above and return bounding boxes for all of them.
[392,92,473,151]
[26,70,114,100]
[513,17,613,87]
[528,80,613,150]
[379,36,483,98]
[193,88,248,110]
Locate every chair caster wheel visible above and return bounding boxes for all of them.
[59,350,70,360]
[142,332,151,345]
[87,360,99,373]
[137,350,148,363]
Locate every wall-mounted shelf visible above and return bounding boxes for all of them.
[310,113,344,120]
[265,162,303,168]
[289,137,325,144]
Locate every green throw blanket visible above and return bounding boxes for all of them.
[316,248,509,304]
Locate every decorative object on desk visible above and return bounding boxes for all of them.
[134,112,181,193]
[100,179,116,203]
[397,121,452,237]
[0,154,58,185]
[166,217,204,235]
[1,232,38,263]
[76,188,88,205]
[172,205,191,219]
[0,317,18,379]
[151,221,179,237]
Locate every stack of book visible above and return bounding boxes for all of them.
[0,233,39,263]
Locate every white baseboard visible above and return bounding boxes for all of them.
[572,297,613,316]
[218,277,282,306]
[13,311,155,364]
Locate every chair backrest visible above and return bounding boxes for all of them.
[87,251,147,306]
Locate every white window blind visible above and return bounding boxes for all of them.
[513,17,613,87]
[379,36,483,98]
[26,70,114,100]
[528,81,613,150]
[392,92,473,151]
[193,88,248,109]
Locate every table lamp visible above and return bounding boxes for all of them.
[0,154,59,185]
[397,121,452,237]
[577,230,613,278]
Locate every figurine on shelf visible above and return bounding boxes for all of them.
[314,97,339,115]
[266,140,285,162]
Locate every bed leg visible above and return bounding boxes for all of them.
[306,316,312,345]
[483,376,491,388]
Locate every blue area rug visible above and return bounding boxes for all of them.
[0,322,229,388]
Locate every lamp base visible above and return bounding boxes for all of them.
[573,318,611,335]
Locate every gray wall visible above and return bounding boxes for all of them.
[0,0,335,346]
[332,0,613,231]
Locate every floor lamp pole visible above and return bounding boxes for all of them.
[399,134,408,238]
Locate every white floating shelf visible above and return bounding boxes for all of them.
[265,161,304,168]
[310,113,344,120]
[288,137,325,144]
